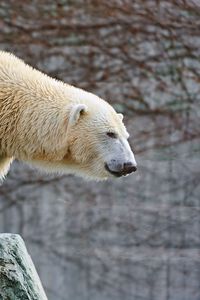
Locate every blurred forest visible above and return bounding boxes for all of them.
[0,1,200,300]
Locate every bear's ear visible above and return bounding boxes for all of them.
[69,104,88,126]
[118,113,124,121]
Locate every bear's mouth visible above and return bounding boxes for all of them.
[105,163,125,177]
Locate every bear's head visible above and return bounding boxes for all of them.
[62,99,137,180]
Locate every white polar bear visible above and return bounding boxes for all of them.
[0,51,137,180]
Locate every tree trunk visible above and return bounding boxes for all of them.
[0,233,48,300]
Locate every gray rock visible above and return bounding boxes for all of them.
[0,234,47,300]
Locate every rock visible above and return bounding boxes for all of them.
[0,233,48,300]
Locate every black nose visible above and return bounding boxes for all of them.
[123,162,137,174]
[105,162,137,177]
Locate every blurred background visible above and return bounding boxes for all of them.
[0,1,200,299]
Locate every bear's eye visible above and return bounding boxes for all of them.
[106,132,117,139]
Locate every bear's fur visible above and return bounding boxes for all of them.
[0,51,136,180]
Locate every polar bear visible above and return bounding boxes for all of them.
[0,51,137,180]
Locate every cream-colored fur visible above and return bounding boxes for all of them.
[0,156,13,179]
[0,51,136,180]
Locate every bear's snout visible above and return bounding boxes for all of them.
[105,160,137,177]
